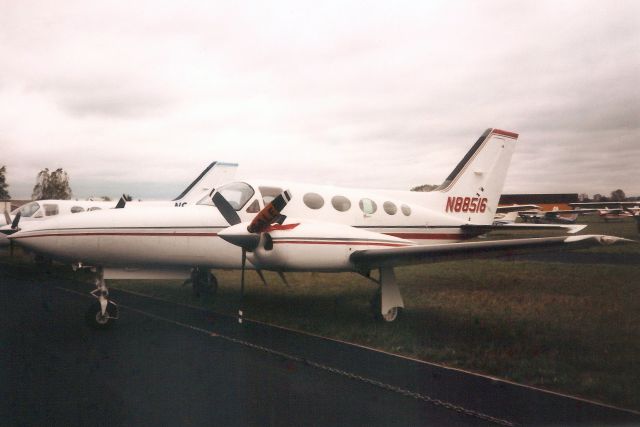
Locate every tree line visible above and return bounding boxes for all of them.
[0,166,72,200]
[1,166,638,203]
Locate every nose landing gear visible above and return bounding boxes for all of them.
[85,267,119,330]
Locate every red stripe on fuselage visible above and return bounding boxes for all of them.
[13,232,219,239]
[385,232,468,240]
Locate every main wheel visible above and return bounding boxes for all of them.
[192,269,218,297]
[370,291,401,322]
[85,300,118,330]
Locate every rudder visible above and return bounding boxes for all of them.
[436,128,519,224]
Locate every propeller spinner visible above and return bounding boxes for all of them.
[215,190,291,251]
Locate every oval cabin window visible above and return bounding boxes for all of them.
[358,198,377,215]
[383,201,397,215]
[71,206,85,213]
[401,204,412,216]
[331,195,351,212]
[303,193,325,209]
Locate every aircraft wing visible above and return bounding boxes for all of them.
[350,235,632,269]
[475,223,586,234]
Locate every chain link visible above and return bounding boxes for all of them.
[54,286,516,426]
[213,332,516,426]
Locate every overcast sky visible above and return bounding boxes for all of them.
[1,0,639,200]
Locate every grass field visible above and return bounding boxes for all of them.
[2,216,639,410]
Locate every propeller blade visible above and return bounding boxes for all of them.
[11,211,21,230]
[247,190,291,233]
[256,269,268,286]
[241,248,246,296]
[212,192,241,226]
[218,223,261,250]
[239,248,246,323]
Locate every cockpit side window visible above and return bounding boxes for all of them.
[16,202,40,218]
[43,204,59,216]
[245,199,260,213]
[259,186,283,205]
[202,182,255,211]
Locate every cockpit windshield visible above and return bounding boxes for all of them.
[13,202,40,218]
[198,182,255,211]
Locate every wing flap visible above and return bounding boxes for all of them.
[350,235,632,269]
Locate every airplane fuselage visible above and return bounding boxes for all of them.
[11,180,478,272]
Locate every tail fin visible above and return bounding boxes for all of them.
[436,128,519,224]
[173,162,238,203]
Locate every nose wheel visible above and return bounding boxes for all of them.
[85,267,118,330]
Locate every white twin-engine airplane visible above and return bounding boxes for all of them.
[0,161,238,249]
[5,128,632,328]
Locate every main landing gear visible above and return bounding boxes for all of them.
[85,267,119,330]
[368,267,404,322]
[189,267,218,297]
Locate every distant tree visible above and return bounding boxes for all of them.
[610,189,626,202]
[31,168,73,200]
[101,196,112,201]
[592,194,604,202]
[411,184,439,192]
[578,193,589,202]
[0,166,10,199]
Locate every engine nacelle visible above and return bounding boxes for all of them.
[247,221,411,272]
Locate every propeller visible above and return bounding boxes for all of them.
[216,190,292,250]
[212,189,292,322]
[1,211,21,236]
[212,192,241,226]
[11,211,21,230]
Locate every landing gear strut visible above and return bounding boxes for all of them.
[190,267,218,297]
[368,267,404,322]
[85,267,118,329]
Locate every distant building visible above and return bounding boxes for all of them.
[499,194,579,211]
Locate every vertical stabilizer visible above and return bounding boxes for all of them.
[173,162,238,203]
[435,128,519,224]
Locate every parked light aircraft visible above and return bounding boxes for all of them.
[570,202,640,223]
[518,207,583,224]
[0,162,238,248]
[492,204,587,232]
[4,129,632,327]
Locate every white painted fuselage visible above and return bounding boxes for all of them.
[11,180,475,272]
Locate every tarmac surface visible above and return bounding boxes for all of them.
[1,272,639,426]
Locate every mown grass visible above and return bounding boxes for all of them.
[2,216,638,410]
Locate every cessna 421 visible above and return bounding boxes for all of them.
[0,161,238,249]
[4,128,632,327]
